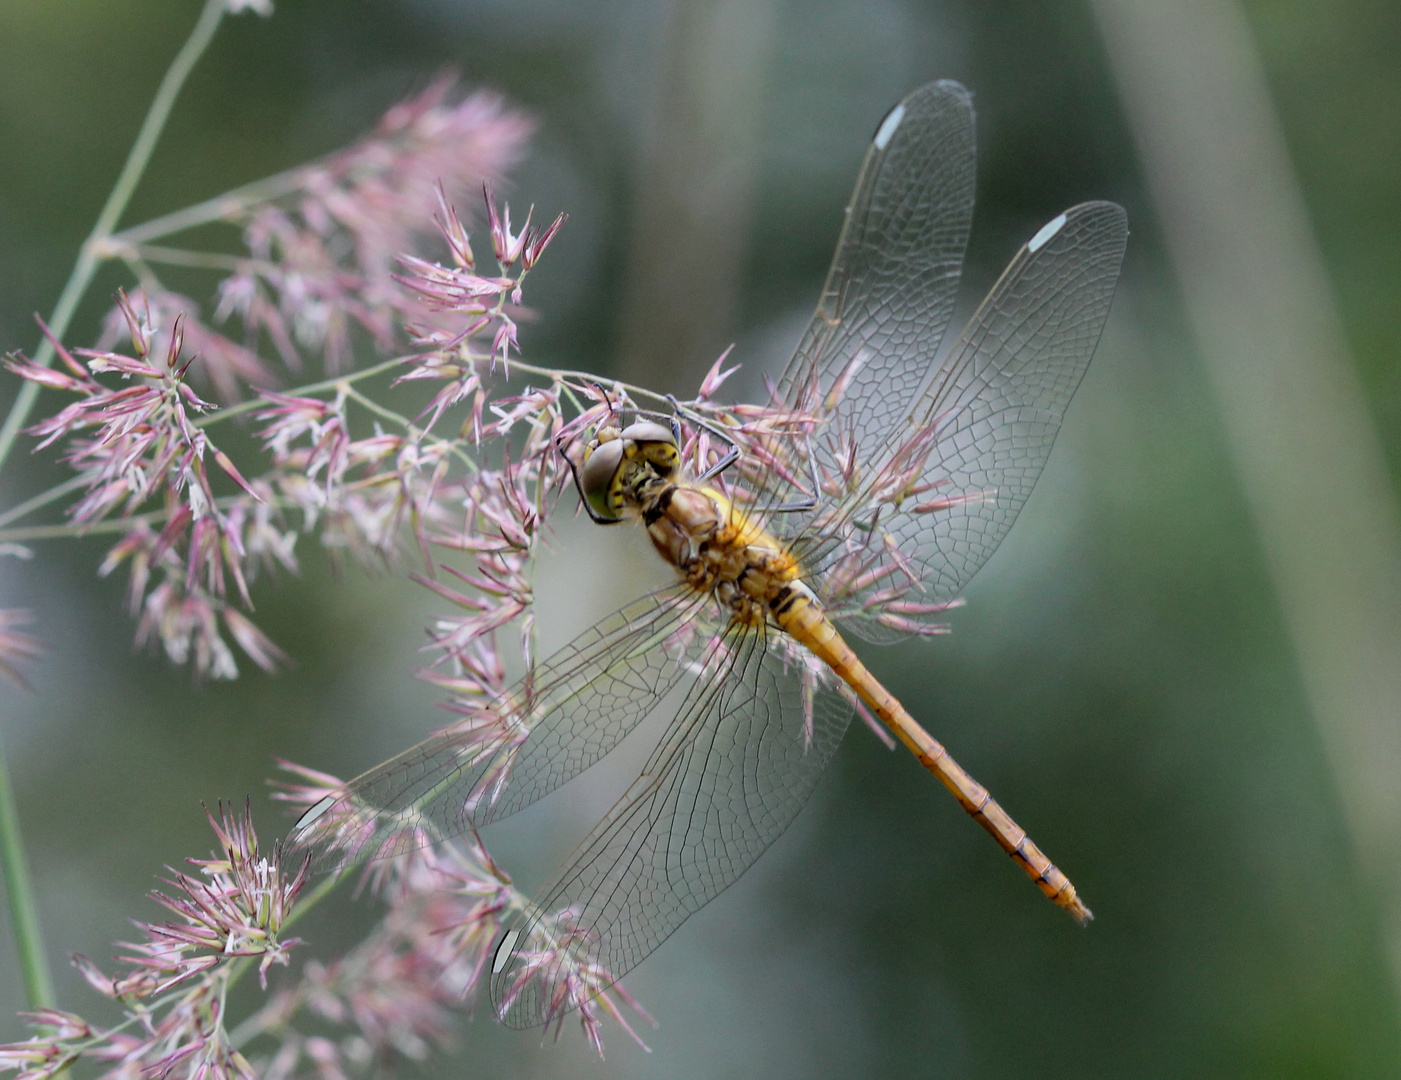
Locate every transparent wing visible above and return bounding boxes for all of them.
[288,584,725,867]
[489,626,854,1028]
[734,80,975,529]
[809,201,1129,637]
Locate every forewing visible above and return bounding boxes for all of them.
[288,584,723,867]
[489,626,854,1028]
[740,81,975,526]
[813,201,1128,637]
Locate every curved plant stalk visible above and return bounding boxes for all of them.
[0,0,230,1012]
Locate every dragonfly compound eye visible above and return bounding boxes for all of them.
[618,421,680,481]
[580,437,626,520]
[617,420,675,446]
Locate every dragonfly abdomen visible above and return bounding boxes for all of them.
[777,588,1093,926]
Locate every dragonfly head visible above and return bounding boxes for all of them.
[578,420,680,522]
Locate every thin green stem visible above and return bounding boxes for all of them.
[108,242,272,276]
[0,0,228,1008]
[0,518,171,543]
[0,733,52,1008]
[108,166,314,250]
[197,356,407,425]
[0,476,88,530]
[340,383,420,431]
[507,358,677,410]
[0,488,324,543]
[0,0,228,474]
[341,384,478,472]
[281,867,347,936]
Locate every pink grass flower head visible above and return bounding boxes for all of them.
[8,84,542,677]
[269,765,651,1060]
[216,77,534,376]
[397,186,566,433]
[3,53,647,1062]
[5,294,278,678]
[10,294,226,519]
[2,807,308,1080]
[101,801,308,996]
[94,290,274,405]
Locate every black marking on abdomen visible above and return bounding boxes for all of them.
[770,584,801,617]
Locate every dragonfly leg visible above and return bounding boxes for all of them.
[666,395,820,512]
[762,434,820,514]
[667,395,742,483]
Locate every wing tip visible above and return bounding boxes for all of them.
[916,78,972,107]
[1063,199,1130,235]
[874,80,976,152]
[1027,201,1130,258]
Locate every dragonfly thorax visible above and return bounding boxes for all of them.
[640,482,804,629]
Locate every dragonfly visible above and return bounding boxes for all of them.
[290,80,1128,1029]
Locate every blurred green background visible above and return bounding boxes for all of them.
[2,0,1400,1076]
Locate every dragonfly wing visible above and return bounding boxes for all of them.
[740,81,974,525]
[898,200,1128,599]
[288,583,725,867]
[489,625,854,1029]
[815,201,1128,637]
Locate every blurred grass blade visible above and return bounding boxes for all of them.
[1093,0,1401,998]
